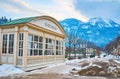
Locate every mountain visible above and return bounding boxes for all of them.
[60,17,120,48]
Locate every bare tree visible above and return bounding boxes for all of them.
[77,38,82,57]
[72,36,78,59]
[66,32,74,59]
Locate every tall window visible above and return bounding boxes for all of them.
[28,34,43,56]
[44,38,55,55]
[18,33,24,56]
[56,40,63,55]
[2,34,7,54]
[2,34,14,54]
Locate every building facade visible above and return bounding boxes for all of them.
[0,16,66,71]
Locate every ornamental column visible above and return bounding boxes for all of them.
[22,26,28,68]
[13,26,18,66]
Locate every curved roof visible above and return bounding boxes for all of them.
[0,16,36,26]
[0,16,66,37]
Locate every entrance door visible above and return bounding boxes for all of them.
[1,34,14,64]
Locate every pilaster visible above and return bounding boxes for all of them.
[13,26,18,66]
[22,26,28,67]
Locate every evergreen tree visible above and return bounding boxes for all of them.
[0,16,10,24]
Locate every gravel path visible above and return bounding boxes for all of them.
[0,73,109,79]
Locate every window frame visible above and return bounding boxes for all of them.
[2,33,14,54]
[27,34,43,56]
[18,33,24,57]
[44,38,55,55]
[56,40,63,55]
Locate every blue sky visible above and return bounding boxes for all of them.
[0,0,120,23]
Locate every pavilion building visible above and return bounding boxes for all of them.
[0,16,66,71]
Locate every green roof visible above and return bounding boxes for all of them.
[0,17,36,26]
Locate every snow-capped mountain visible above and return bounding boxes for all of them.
[60,17,120,48]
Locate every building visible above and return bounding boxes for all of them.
[0,16,66,71]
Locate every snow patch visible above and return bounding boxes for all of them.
[87,31,92,33]
[0,64,24,77]
[81,25,89,29]
[62,23,68,26]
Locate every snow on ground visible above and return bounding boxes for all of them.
[0,54,120,78]
[30,55,115,75]
[30,62,74,75]
[0,64,24,77]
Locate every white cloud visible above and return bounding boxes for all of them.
[0,0,44,16]
[12,0,43,14]
[45,0,88,21]
[0,0,20,13]
[87,0,120,2]
[0,0,88,21]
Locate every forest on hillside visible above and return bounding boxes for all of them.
[0,16,11,24]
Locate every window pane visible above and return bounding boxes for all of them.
[56,40,58,45]
[8,34,14,54]
[45,44,48,49]
[34,35,38,42]
[28,42,31,49]
[31,42,34,48]
[19,41,23,48]
[38,43,42,49]
[52,40,55,45]
[44,50,50,55]
[2,34,15,54]
[19,33,23,40]
[52,50,54,55]
[30,49,33,55]
[9,48,13,54]
[28,35,33,41]
[19,49,21,56]
[27,49,30,56]
[18,33,23,56]
[38,50,42,55]
[46,38,48,43]
[45,38,55,55]
[39,36,43,42]
[9,34,14,40]
[2,34,8,54]
[56,40,63,55]
[33,43,38,49]
[28,34,43,56]
[9,41,14,47]
[5,48,7,54]
[3,34,7,40]
[18,49,23,56]
[56,46,58,50]
[21,34,23,40]
[34,49,38,55]
[56,51,58,55]
[49,39,52,43]
[21,49,23,56]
